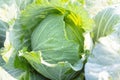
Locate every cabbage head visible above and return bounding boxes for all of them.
[9,3,92,80]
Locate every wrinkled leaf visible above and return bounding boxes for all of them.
[19,50,84,80]
[92,6,120,42]
[0,55,23,80]
[0,20,8,48]
[85,24,120,80]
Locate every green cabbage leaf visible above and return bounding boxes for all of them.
[92,6,120,42]
[85,17,120,80]
[85,6,120,80]
[0,20,8,48]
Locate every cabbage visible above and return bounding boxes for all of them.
[8,2,93,80]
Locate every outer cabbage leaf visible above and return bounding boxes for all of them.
[0,20,8,48]
[0,20,22,80]
[0,14,47,80]
[0,54,48,80]
[0,66,47,80]
[0,66,23,80]
[92,6,120,42]
[85,24,120,80]
[19,50,84,80]
[0,56,5,66]
[0,55,23,80]
[0,0,34,10]
[0,0,37,23]
[15,0,35,10]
